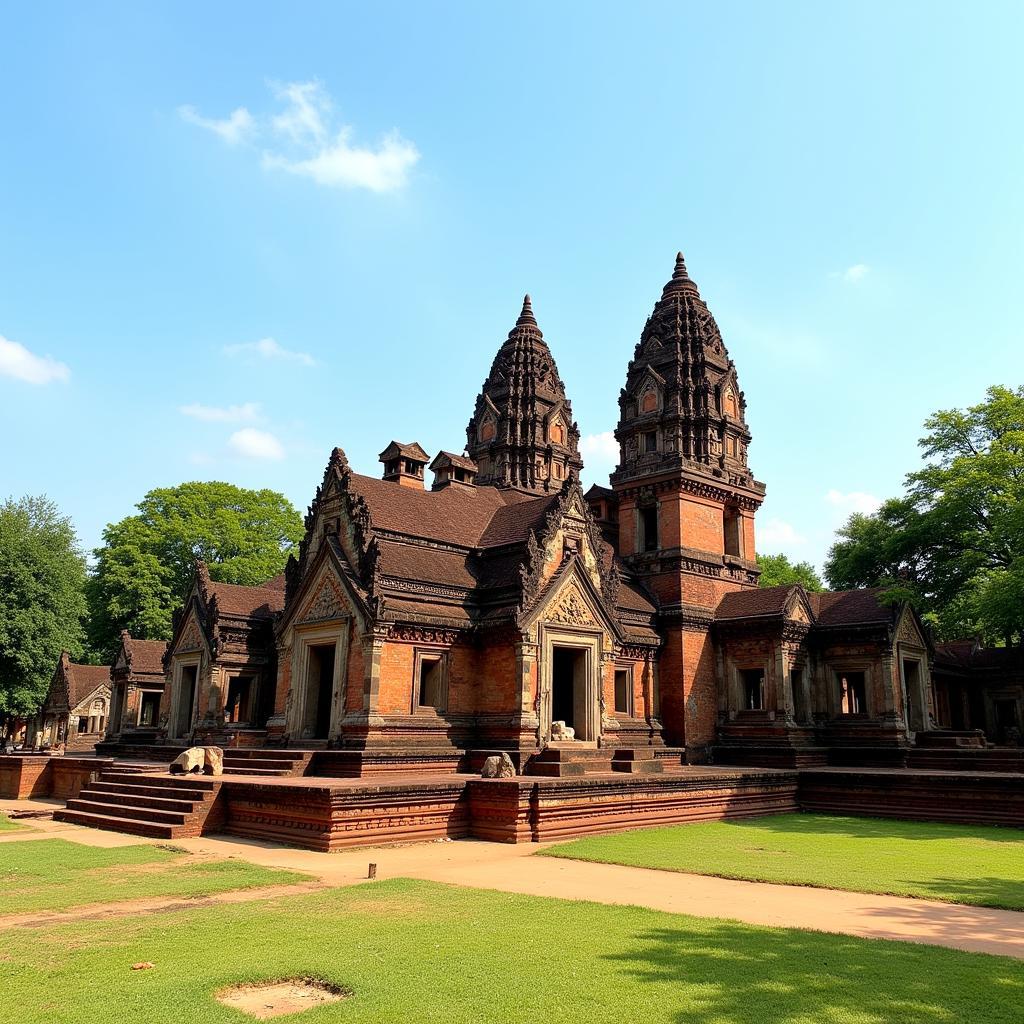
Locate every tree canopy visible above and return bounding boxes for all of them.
[756,553,824,592]
[825,386,1024,644]
[87,481,304,655]
[0,496,88,734]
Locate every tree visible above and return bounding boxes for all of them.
[87,482,304,655]
[757,553,824,592]
[825,386,1024,644]
[0,496,88,738]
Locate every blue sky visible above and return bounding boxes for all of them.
[2,2,1022,573]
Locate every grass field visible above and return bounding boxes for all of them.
[542,813,1024,909]
[0,811,25,830]
[0,838,309,913]
[4,878,1022,1023]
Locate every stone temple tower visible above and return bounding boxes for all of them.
[610,253,766,757]
[467,295,583,495]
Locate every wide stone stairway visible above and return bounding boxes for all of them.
[527,746,666,777]
[54,770,223,839]
[222,749,313,777]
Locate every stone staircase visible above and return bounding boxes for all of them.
[54,770,223,839]
[527,745,665,778]
[222,749,313,777]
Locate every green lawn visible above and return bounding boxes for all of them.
[3,879,1022,1023]
[0,838,309,914]
[0,811,26,830]
[542,813,1024,909]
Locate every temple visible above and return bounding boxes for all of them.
[36,253,1020,844]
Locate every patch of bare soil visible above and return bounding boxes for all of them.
[216,978,350,1018]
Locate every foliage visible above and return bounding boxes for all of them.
[825,386,1024,643]
[544,813,1024,910]
[87,481,303,656]
[756,553,824,592]
[0,495,88,733]
[0,838,307,914]
[4,878,1022,1024]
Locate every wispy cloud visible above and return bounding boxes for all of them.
[831,263,870,284]
[825,489,882,516]
[223,337,316,367]
[179,401,261,423]
[229,427,285,460]
[0,334,70,385]
[758,518,807,548]
[180,80,419,193]
[178,105,255,145]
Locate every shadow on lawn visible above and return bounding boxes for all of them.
[605,919,1024,1024]
[739,813,1024,844]
[903,875,1024,911]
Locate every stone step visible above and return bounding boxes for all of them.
[612,748,661,761]
[81,786,199,812]
[611,758,665,775]
[65,797,190,826]
[89,779,211,802]
[533,747,613,764]
[100,771,217,792]
[53,808,178,839]
[528,761,588,777]
[222,766,292,777]
[222,757,297,771]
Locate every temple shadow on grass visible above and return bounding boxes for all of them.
[605,918,1024,1024]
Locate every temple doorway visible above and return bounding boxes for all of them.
[551,645,587,739]
[307,644,335,740]
[175,665,197,737]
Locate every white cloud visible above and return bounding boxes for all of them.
[0,334,70,385]
[180,80,419,193]
[758,518,807,548]
[179,401,261,423]
[581,431,619,464]
[223,337,316,367]
[178,105,255,145]
[264,128,420,193]
[831,263,870,284]
[825,489,882,516]
[229,428,285,460]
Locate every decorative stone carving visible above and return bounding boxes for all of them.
[480,753,516,778]
[551,720,575,741]
[301,580,346,623]
[176,618,204,653]
[549,585,596,628]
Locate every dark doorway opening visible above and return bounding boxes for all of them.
[995,700,1020,745]
[552,646,587,737]
[225,676,253,724]
[139,691,160,727]
[903,659,925,732]
[176,665,198,737]
[309,644,336,740]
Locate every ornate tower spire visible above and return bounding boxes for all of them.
[611,251,762,490]
[467,295,583,494]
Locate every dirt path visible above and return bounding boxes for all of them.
[3,810,1023,960]
[0,881,326,929]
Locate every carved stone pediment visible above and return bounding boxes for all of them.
[299,576,347,624]
[176,616,204,653]
[548,583,598,629]
[896,607,924,646]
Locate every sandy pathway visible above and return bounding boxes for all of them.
[2,808,1022,960]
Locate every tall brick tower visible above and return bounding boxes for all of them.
[467,295,583,495]
[610,253,766,759]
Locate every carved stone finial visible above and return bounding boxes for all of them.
[516,294,537,328]
[662,250,698,296]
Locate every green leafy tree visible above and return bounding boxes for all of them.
[0,496,88,738]
[826,386,1024,644]
[87,482,304,655]
[757,553,824,592]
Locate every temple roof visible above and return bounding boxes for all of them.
[378,440,430,463]
[66,662,112,707]
[716,585,897,627]
[118,633,168,678]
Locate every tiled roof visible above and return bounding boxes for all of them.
[716,586,797,620]
[935,640,1024,672]
[349,472,511,547]
[123,637,168,676]
[810,588,895,626]
[378,440,430,463]
[67,663,111,707]
[209,580,286,618]
[477,494,559,548]
[429,450,478,473]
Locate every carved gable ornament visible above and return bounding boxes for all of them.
[897,608,924,647]
[548,583,598,629]
[176,616,204,653]
[300,576,347,624]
